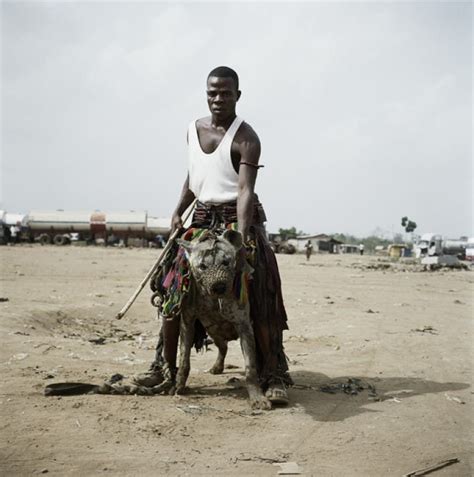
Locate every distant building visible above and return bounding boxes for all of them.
[388,244,409,258]
[340,244,359,254]
[295,234,342,254]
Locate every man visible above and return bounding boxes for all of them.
[305,240,313,261]
[9,224,19,245]
[138,66,291,404]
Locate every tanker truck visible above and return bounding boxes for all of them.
[26,210,93,245]
[415,233,469,260]
[24,210,170,246]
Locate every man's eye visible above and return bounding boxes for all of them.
[199,263,207,270]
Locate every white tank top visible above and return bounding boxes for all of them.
[188,116,244,204]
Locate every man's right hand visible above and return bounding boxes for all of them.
[171,213,183,234]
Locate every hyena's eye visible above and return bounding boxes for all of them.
[199,263,208,270]
[221,259,230,266]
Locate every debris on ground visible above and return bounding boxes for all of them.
[88,336,106,345]
[292,383,316,391]
[445,393,465,404]
[0,297,9,302]
[231,453,290,465]
[109,373,125,384]
[351,258,469,273]
[113,354,146,365]
[176,404,205,415]
[403,457,459,476]
[10,353,29,361]
[383,389,413,398]
[44,382,100,396]
[273,461,302,475]
[287,335,308,342]
[317,378,379,400]
[226,377,243,388]
[366,309,379,314]
[356,262,392,271]
[411,326,438,335]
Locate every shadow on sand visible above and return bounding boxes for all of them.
[286,370,470,421]
[183,369,470,421]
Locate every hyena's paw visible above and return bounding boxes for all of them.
[249,395,272,411]
[174,383,188,395]
[208,364,224,375]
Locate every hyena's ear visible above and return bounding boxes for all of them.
[222,229,243,250]
[176,239,194,258]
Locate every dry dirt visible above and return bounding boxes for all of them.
[0,245,472,476]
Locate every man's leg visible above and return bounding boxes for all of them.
[162,317,180,374]
[133,316,180,387]
[249,227,291,404]
[252,322,289,404]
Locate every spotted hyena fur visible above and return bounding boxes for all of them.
[176,229,271,410]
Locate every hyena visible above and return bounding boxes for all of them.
[176,229,272,410]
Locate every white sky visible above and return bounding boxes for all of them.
[1,1,472,237]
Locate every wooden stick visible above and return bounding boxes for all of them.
[115,200,197,320]
[403,458,459,476]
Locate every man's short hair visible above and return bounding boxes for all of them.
[207,66,239,90]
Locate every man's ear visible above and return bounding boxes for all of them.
[222,229,243,250]
[236,90,241,102]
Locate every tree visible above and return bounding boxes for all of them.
[278,227,304,240]
[401,216,417,233]
[393,233,404,244]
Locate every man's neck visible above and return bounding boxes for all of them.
[210,113,237,129]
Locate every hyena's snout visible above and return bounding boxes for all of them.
[211,281,227,296]
[202,266,234,297]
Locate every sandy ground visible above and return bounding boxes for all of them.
[0,245,472,476]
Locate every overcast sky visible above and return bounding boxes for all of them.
[1,1,472,237]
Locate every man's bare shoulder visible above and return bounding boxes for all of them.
[235,121,261,165]
[195,116,212,128]
[236,121,260,147]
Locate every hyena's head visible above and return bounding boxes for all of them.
[177,229,243,297]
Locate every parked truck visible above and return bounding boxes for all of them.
[1,209,171,246]
[415,233,469,260]
[267,233,296,254]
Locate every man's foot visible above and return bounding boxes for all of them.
[250,394,272,410]
[151,379,176,395]
[265,383,289,405]
[132,369,164,388]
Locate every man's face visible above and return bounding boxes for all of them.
[206,76,240,119]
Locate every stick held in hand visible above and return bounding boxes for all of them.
[115,200,196,320]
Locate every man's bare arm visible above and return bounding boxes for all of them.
[237,128,261,242]
[171,174,195,233]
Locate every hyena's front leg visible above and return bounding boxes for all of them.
[237,318,272,410]
[175,313,195,395]
[208,335,228,375]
